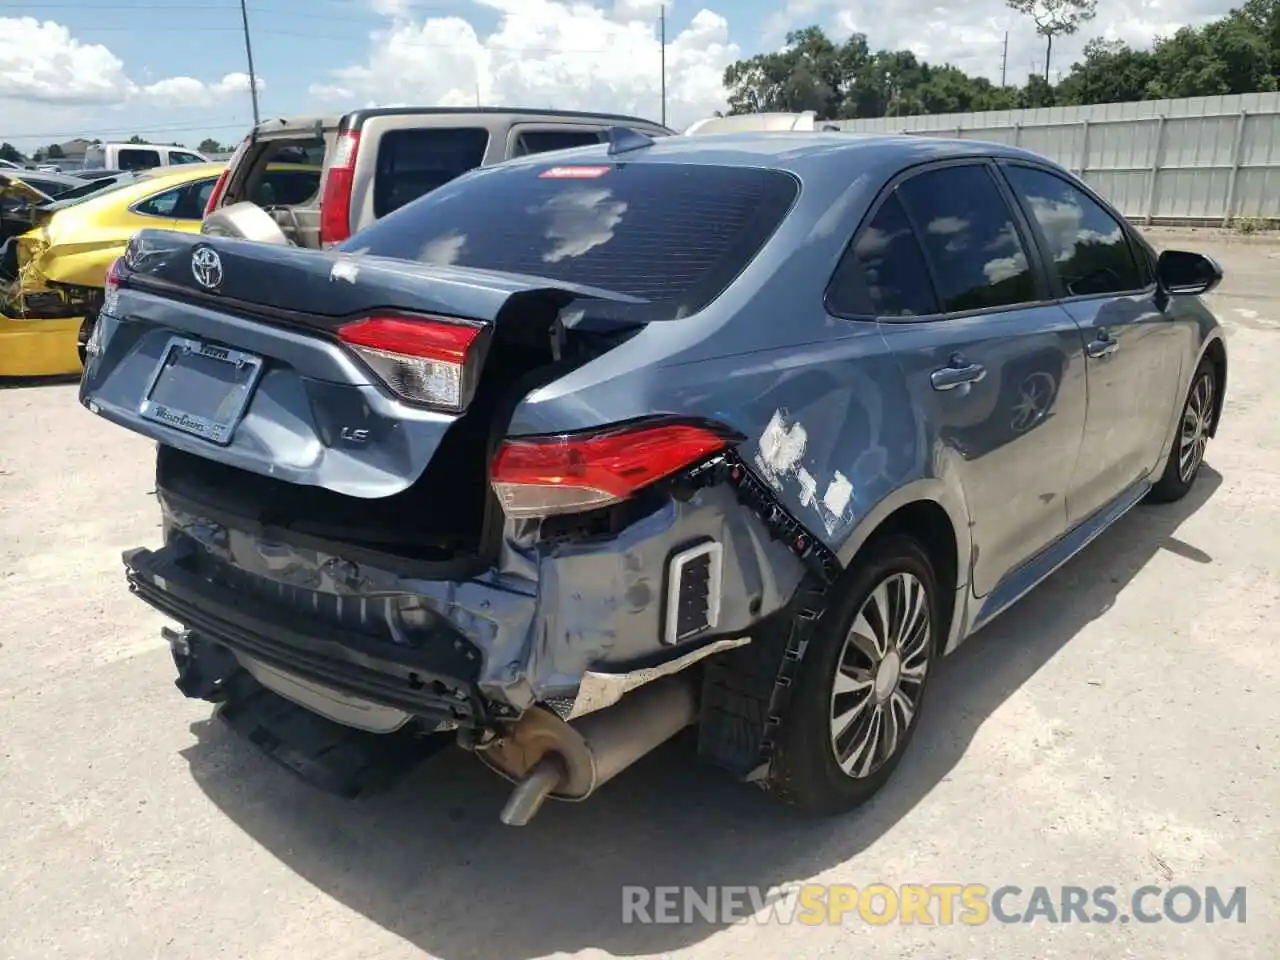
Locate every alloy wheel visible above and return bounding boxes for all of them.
[829,571,931,779]
[1178,372,1214,483]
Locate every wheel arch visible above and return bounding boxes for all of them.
[835,482,970,655]
[1201,333,1227,437]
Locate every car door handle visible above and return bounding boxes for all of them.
[930,359,987,391]
[1086,335,1119,358]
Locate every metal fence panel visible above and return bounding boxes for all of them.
[837,92,1280,224]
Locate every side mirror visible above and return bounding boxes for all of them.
[1157,249,1223,297]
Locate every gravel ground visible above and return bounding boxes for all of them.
[1,228,1276,959]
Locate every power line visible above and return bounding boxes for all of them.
[0,119,249,141]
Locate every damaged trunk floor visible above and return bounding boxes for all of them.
[214,673,454,798]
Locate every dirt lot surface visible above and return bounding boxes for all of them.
[1,228,1277,959]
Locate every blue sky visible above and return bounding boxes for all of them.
[0,0,1231,153]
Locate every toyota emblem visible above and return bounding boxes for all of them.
[191,246,224,290]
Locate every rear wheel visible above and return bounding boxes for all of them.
[1147,358,1216,504]
[766,534,939,815]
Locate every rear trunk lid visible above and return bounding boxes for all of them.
[80,230,641,502]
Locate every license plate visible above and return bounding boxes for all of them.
[138,335,264,445]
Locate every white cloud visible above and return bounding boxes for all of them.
[0,18,132,105]
[0,17,264,113]
[312,0,740,129]
[136,73,265,108]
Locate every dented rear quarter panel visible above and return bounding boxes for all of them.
[506,134,978,585]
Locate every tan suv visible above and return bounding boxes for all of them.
[201,107,673,247]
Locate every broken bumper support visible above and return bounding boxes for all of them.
[124,545,497,728]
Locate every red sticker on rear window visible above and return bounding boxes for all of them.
[538,165,611,179]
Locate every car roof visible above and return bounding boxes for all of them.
[503,130,1056,183]
[249,107,674,138]
[132,162,227,185]
[91,141,199,150]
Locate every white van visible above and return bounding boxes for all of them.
[81,142,210,173]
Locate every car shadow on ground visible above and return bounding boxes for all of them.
[180,467,1221,960]
[0,374,79,390]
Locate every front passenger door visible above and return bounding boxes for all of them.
[999,163,1183,526]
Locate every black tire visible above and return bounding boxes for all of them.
[76,315,93,369]
[1147,358,1216,504]
[765,533,940,815]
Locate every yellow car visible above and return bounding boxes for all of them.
[0,162,319,377]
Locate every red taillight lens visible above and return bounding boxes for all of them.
[203,169,230,217]
[319,130,360,246]
[203,137,248,217]
[105,257,123,289]
[337,313,484,410]
[490,421,735,519]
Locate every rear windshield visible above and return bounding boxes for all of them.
[342,161,799,314]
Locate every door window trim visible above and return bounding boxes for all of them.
[824,156,1056,325]
[994,159,1155,303]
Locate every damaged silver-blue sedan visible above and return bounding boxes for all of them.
[79,128,1228,824]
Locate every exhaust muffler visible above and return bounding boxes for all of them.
[478,674,698,825]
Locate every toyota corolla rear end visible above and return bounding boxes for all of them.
[80,147,811,822]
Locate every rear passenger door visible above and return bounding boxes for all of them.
[997,162,1183,526]
[834,160,1090,597]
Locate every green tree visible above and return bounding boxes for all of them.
[127,134,147,144]
[46,143,65,159]
[197,138,224,154]
[1056,39,1159,104]
[0,142,23,163]
[720,7,1280,123]
[1006,0,1099,81]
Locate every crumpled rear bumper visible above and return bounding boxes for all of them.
[136,472,809,730]
[125,543,495,728]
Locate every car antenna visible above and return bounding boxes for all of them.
[606,126,656,156]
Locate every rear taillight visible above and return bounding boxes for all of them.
[203,136,248,217]
[319,130,360,246]
[203,169,230,218]
[105,257,123,289]
[337,313,484,410]
[490,420,736,519]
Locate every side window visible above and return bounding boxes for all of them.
[896,164,1038,313]
[171,179,218,219]
[828,192,941,318]
[19,177,64,198]
[512,129,603,157]
[1003,164,1143,297]
[118,149,161,171]
[134,185,184,217]
[170,151,204,165]
[373,127,490,218]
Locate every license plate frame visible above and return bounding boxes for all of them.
[138,335,265,445]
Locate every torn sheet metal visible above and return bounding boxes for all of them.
[565,635,751,720]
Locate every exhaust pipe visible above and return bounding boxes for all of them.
[479,674,698,826]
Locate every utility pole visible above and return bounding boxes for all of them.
[659,6,666,127]
[238,0,261,127]
[1000,31,1008,86]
